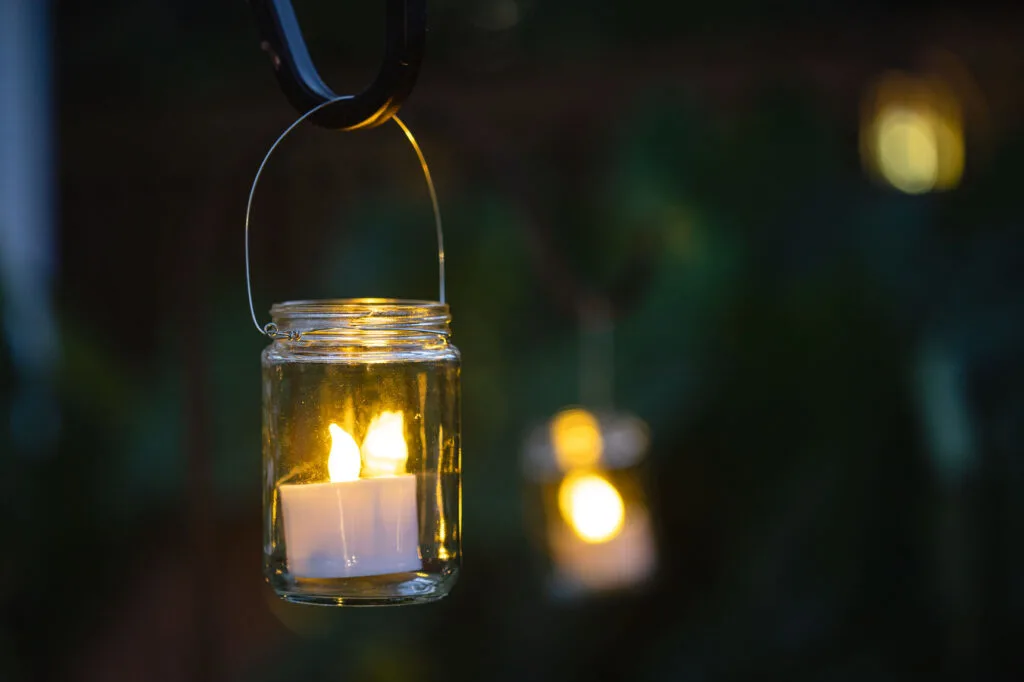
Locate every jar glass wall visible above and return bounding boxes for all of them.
[262,299,461,606]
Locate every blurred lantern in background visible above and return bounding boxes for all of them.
[860,70,965,194]
[522,407,657,597]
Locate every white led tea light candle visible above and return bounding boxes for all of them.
[279,412,421,579]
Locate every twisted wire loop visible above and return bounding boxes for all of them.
[245,97,446,340]
[262,322,300,340]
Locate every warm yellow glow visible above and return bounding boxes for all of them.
[875,107,940,194]
[863,72,964,194]
[558,472,625,543]
[551,408,603,471]
[327,423,361,483]
[361,411,409,477]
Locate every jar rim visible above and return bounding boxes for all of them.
[271,298,448,315]
[269,298,451,338]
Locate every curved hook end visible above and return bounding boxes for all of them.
[249,0,425,130]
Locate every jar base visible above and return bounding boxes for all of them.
[268,568,458,607]
[276,590,449,607]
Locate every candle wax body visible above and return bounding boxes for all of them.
[550,505,655,592]
[280,475,421,579]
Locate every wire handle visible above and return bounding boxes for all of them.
[245,97,445,339]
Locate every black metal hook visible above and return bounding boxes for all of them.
[248,0,426,130]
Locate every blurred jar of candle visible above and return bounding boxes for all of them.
[522,407,657,598]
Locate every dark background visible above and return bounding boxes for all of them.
[1,0,1022,680]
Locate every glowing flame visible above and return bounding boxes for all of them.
[327,423,361,482]
[862,72,964,194]
[361,411,409,477]
[875,106,941,194]
[551,408,603,471]
[557,472,625,543]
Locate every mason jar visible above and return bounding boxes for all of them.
[262,299,461,605]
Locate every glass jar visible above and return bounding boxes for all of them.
[262,299,461,605]
[522,407,656,598]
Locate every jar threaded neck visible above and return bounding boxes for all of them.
[269,299,451,342]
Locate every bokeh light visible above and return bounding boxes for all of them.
[550,407,604,470]
[557,471,626,543]
[862,71,965,193]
